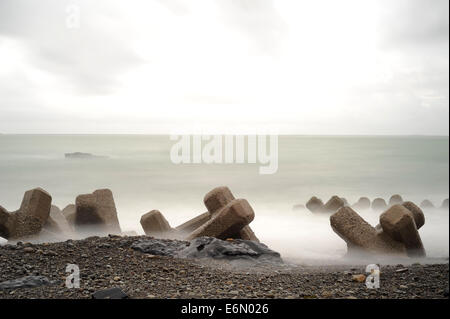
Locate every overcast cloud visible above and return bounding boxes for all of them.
[0,0,448,134]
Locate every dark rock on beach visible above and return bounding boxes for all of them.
[131,238,189,256]
[92,287,129,299]
[178,237,282,264]
[0,275,53,290]
[132,237,282,264]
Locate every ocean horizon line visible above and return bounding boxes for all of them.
[0,133,448,138]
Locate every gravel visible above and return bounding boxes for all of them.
[0,235,448,299]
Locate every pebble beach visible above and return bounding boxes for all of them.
[0,235,448,299]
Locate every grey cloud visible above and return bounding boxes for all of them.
[378,0,449,48]
[0,0,447,135]
[367,0,449,136]
[0,0,143,95]
[155,0,191,15]
[156,0,287,55]
[216,0,287,55]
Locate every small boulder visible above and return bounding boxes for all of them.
[323,196,345,213]
[0,206,15,239]
[204,186,235,215]
[187,199,254,241]
[44,205,73,234]
[371,198,387,211]
[0,275,53,290]
[140,210,172,237]
[420,200,434,209]
[306,196,324,213]
[352,274,366,283]
[132,237,282,264]
[330,207,406,256]
[0,188,52,240]
[197,186,259,242]
[62,204,76,226]
[175,212,211,234]
[178,237,281,264]
[92,287,129,299]
[132,238,189,256]
[352,197,371,210]
[389,194,404,206]
[380,205,426,257]
[401,201,425,229]
[74,189,121,235]
[441,199,449,210]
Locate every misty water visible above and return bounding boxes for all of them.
[0,135,448,264]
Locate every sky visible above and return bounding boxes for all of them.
[0,0,448,135]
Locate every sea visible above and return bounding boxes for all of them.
[0,134,448,262]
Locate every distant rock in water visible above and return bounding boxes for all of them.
[306,196,324,213]
[352,197,371,210]
[441,199,449,209]
[65,152,108,159]
[323,196,345,213]
[420,200,434,209]
[389,194,404,206]
[292,204,306,211]
[371,198,387,211]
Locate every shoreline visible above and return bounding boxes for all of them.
[0,235,448,299]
